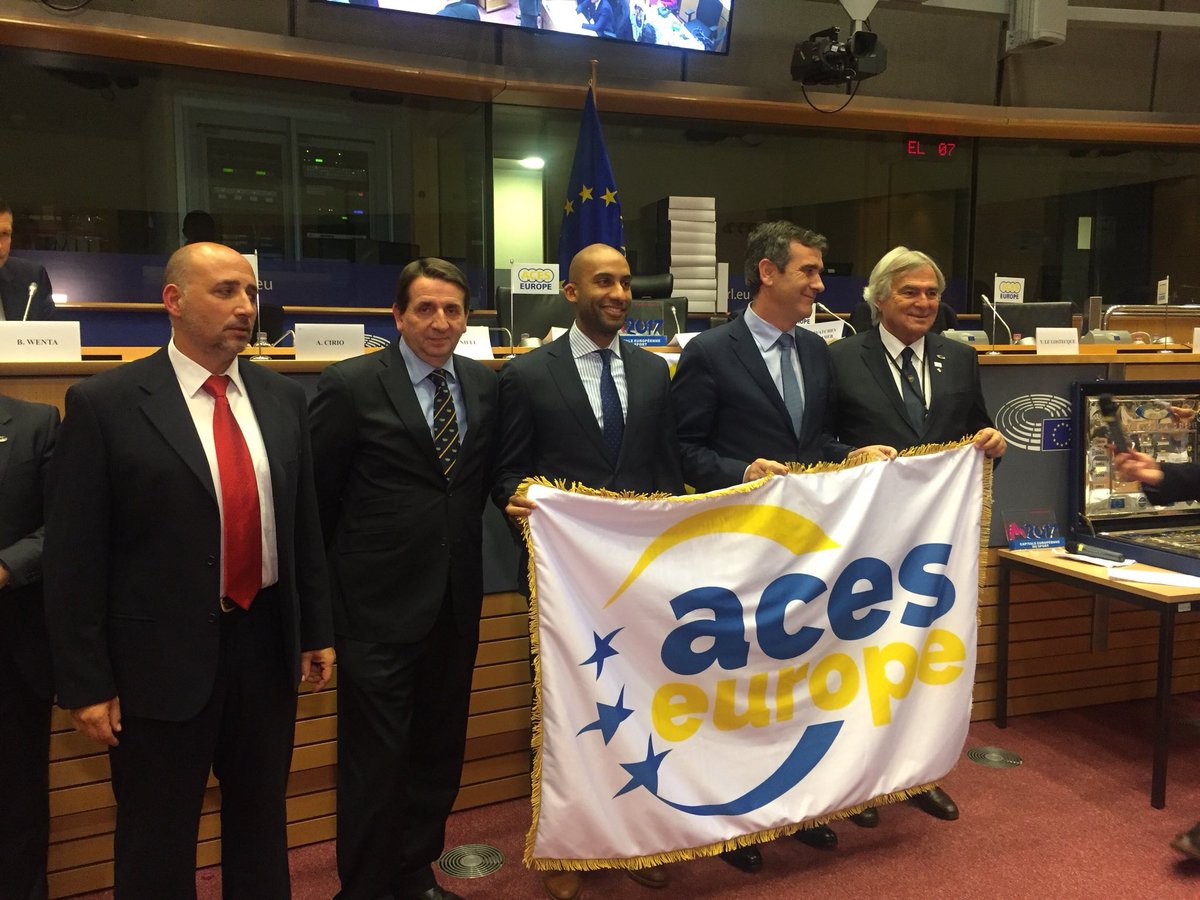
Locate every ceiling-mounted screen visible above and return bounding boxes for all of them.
[318,0,733,55]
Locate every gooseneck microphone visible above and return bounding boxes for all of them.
[815,300,855,336]
[669,302,682,338]
[980,294,1011,354]
[22,282,37,321]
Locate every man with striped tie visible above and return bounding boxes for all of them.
[309,258,499,900]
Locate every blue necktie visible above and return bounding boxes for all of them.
[899,347,926,432]
[429,368,461,478]
[777,333,804,438]
[598,348,624,462]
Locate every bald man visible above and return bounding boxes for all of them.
[44,242,335,899]
[495,243,682,900]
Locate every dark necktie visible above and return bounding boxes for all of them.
[201,375,262,610]
[899,347,927,432]
[777,332,804,438]
[430,368,461,478]
[599,348,624,462]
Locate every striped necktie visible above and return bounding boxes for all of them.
[429,368,461,478]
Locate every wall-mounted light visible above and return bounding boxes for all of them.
[518,157,546,170]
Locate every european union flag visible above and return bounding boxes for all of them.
[1041,417,1072,451]
[557,88,623,284]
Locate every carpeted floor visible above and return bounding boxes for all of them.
[75,696,1200,899]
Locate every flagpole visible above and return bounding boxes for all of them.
[589,59,598,95]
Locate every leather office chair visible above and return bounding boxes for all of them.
[630,273,674,299]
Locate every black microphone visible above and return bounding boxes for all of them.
[1098,393,1129,453]
[815,300,855,336]
[22,282,37,321]
[980,294,1012,345]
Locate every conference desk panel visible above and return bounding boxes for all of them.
[8,349,1200,896]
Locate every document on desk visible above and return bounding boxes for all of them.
[1108,568,1200,589]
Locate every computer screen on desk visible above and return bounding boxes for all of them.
[495,289,576,345]
[982,301,1074,342]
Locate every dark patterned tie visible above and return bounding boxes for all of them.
[777,332,804,438]
[201,375,262,610]
[899,347,927,432]
[429,368,461,478]
[599,348,624,462]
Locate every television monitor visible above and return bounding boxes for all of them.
[981,301,1074,343]
[496,287,576,344]
[316,0,734,55]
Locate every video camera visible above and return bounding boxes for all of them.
[791,26,887,85]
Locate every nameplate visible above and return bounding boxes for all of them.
[1035,327,1079,354]
[667,332,699,348]
[0,321,82,361]
[456,325,494,361]
[799,320,847,343]
[294,324,364,360]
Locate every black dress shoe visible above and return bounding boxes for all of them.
[719,846,763,873]
[849,807,879,828]
[793,824,838,850]
[409,887,465,900]
[910,786,959,821]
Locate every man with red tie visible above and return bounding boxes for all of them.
[44,242,335,899]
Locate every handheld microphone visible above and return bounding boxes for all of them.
[22,282,37,321]
[815,300,855,336]
[1098,393,1129,453]
[669,302,682,337]
[980,294,1012,346]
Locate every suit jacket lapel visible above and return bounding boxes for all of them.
[864,327,922,439]
[454,353,485,470]
[730,316,791,430]
[616,341,647,470]
[0,400,13,489]
[922,333,950,437]
[377,342,443,476]
[137,347,218,504]
[546,335,609,461]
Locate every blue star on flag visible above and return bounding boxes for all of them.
[1041,417,1072,450]
[577,686,633,745]
[615,736,671,798]
[580,627,623,679]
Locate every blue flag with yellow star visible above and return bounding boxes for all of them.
[557,87,623,282]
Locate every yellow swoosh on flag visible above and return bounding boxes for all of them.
[604,505,838,607]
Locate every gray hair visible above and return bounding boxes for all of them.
[744,221,828,294]
[862,246,946,324]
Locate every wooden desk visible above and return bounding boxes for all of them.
[995,549,1200,808]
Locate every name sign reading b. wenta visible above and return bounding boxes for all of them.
[294,323,365,361]
[0,321,83,362]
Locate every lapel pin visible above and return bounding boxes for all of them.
[0,435,8,443]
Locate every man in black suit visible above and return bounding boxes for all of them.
[309,258,499,900]
[497,242,680,900]
[0,200,56,322]
[0,393,59,900]
[830,245,1005,824]
[672,221,892,873]
[44,242,336,900]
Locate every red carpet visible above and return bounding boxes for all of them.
[74,696,1200,898]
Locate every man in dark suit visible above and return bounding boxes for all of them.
[309,258,499,900]
[43,242,336,900]
[830,245,1005,824]
[671,221,893,873]
[0,393,59,900]
[497,242,680,900]
[0,200,56,322]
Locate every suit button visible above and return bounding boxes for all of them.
[208,613,218,624]
[206,556,216,567]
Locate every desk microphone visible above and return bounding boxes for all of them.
[980,294,1012,353]
[815,300,855,336]
[22,282,37,321]
[669,302,682,338]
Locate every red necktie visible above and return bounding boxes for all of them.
[202,374,262,610]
